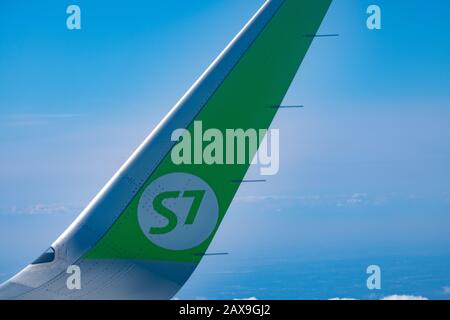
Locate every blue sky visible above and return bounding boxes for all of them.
[1,0,450,299]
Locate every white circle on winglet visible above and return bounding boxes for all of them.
[137,173,219,251]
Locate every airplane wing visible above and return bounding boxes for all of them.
[0,0,332,299]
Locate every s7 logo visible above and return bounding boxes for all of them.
[138,173,219,251]
[150,190,205,235]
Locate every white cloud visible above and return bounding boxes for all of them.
[337,193,368,207]
[236,193,389,209]
[0,204,79,215]
[443,286,450,294]
[234,297,258,300]
[382,295,428,300]
[26,204,72,215]
[236,195,321,205]
[6,113,83,126]
[330,295,429,301]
